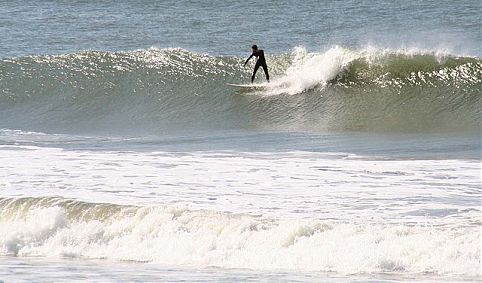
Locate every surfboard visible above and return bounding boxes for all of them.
[226,83,267,88]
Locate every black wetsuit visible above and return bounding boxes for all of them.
[244,49,269,83]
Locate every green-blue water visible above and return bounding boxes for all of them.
[1,0,480,57]
[0,1,480,282]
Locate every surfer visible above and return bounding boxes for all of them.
[244,45,270,83]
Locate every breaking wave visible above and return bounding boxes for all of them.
[0,47,480,134]
[0,197,480,277]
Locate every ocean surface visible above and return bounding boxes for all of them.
[0,0,481,282]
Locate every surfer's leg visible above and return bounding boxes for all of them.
[262,63,269,82]
[251,62,261,83]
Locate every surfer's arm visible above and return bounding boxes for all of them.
[244,54,254,66]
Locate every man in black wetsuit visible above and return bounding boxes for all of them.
[244,44,270,83]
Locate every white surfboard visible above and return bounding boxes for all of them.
[226,83,267,88]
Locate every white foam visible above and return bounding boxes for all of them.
[0,203,479,277]
[0,145,480,277]
[262,46,360,95]
[0,145,480,223]
[260,45,476,96]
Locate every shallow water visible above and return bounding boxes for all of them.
[5,257,474,283]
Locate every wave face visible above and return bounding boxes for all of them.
[0,197,480,277]
[0,47,480,134]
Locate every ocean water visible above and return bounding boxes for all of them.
[0,0,481,282]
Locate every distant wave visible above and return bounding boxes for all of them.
[0,197,480,277]
[0,47,480,134]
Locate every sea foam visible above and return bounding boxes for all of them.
[0,199,480,277]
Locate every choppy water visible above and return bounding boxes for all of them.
[0,0,481,282]
[1,0,480,57]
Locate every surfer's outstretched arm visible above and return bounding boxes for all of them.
[244,54,254,66]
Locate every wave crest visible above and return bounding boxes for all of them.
[0,47,480,133]
[0,197,480,277]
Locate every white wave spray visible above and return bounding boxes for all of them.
[0,199,480,277]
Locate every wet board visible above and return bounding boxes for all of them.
[226,83,267,88]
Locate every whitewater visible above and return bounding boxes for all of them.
[1,0,481,282]
[1,145,480,277]
[1,45,480,282]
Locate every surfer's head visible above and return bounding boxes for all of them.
[251,44,258,51]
